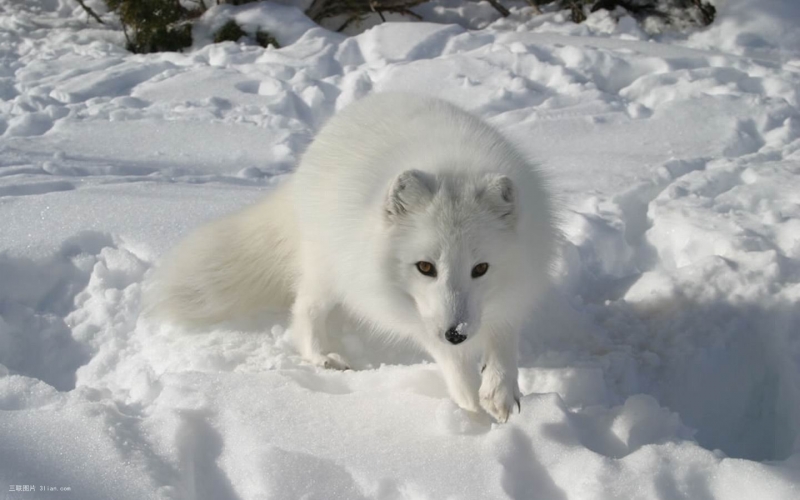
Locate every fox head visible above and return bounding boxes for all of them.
[383,169,521,346]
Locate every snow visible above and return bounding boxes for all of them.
[1,0,800,498]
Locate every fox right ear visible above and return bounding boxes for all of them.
[479,174,517,227]
[385,170,436,221]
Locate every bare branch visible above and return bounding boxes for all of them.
[74,0,104,24]
[337,14,362,32]
[484,0,511,17]
[370,1,387,23]
[525,0,542,15]
[309,0,427,24]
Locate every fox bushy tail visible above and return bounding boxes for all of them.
[146,182,299,326]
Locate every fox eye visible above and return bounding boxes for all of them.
[471,263,489,278]
[416,261,437,277]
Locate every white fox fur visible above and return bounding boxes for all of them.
[149,93,557,422]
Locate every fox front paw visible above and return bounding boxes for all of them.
[448,383,481,414]
[310,352,351,371]
[479,371,521,423]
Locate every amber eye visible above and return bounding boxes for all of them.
[472,263,489,278]
[416,261,437,277]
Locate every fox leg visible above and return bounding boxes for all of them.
[479,326,522,423]
[290,272,350,370]
[425,341,481,413]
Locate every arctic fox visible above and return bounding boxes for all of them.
[150,93,557,422]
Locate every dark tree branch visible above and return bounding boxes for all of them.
[75,0,104,24]
[568,0,585,22]
[525,0,542,14]
[591,0,665,18]
[692,0,716,25]
[370,0,387,22]
[397,7,423,19]
[485,0,511,17]
[337,14,363,32]
[310,0,427,24]
[335,3,423,31]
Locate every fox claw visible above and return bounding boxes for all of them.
[311,352,351,371]
[479,372,520,423]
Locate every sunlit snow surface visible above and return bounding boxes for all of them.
[1,0,800,498]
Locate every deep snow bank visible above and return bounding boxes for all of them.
[690,0,800,60]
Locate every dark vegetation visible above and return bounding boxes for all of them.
[75,0,716,54]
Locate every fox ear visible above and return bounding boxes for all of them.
[480,174,516,225]
[385,170,436,221]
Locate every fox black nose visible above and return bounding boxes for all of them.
[445,326,467,345]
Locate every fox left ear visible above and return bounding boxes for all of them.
[385,169,437,222]
[480,174,516,226]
